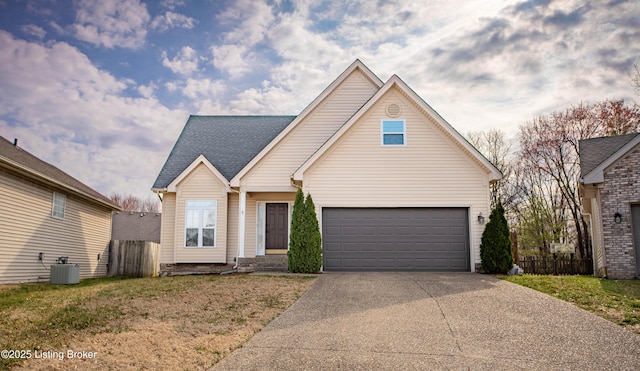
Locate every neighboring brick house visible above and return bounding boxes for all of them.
[580,133,640,279]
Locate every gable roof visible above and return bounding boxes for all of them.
[292,74,503,182]
[580,133,640,184]
[152,115,295,190]
[166,154,230,192]
[0,136,119,210]
[229,59,383,187]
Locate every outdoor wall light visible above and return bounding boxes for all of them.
[478,212,485,224]
[614,212,622,224]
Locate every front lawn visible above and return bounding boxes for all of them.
[0,274,316,369]
[502,275,640,334]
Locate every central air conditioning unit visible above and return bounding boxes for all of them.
[50,257,80,284]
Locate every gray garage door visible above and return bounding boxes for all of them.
[322,208,469,271]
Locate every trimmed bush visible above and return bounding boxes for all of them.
[288,188,306,272]
[480,202,513,274]
[288,189,322,273]
[302,193,322,273]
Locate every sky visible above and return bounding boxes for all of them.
[0,0,639,201]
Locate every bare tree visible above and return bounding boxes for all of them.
[140,195,161,213]
[511,157,567,253]
[110,193,160,212]
[516,99,640,258]
[633,63,640,95]
[466,128,515,210]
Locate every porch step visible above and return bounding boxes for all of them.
[255,255,288,272]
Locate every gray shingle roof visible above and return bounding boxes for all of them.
[153,115,296,189]
[0,136,118,208]
[579,133,640,177]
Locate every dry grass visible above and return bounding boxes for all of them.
[0,274,316,370]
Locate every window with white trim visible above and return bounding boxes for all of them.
[381,119,406,146]
[185,200,217,248]
[52,192,66,219]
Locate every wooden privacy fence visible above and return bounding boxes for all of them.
[108,240,160,277]
[518,255,593,275]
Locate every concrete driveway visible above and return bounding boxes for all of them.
[214,273,640,370]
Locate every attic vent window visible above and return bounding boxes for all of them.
[381,119,406,146]
[386,104,401,118]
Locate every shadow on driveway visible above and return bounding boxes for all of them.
[214,273,640,370]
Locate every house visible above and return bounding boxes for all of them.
[152,60,501,273]
[112,211,161,243]
[0,136,120,284]
[580,133,640,279]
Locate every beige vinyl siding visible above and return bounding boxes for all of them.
[160,192,176,264]
[0,170,112,284]
[241,70,379,187]
[175,163,228,263]
[226,192,238,265]
[302,88,491,266]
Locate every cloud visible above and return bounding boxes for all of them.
[160,0,185,10]
[137,83,156,98]
[20,24,46,39]
[161,46,199,75]
[0,30,187,199]
[210,44,255,79]
[151,11,197,32]
[72,0,150,49]
[210,0,274,78]
[181,78,226,100]
[391,0,640,134]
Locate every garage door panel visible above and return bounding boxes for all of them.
[324,242,341,252]
[451,242,467,252]
[325,226,342,236]
[361,226,377,235]
[323,208,469,271]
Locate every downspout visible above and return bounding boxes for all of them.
[152,189,164,202]
[290,176,302,189]
[229,187,240,269]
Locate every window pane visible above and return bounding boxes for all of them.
[185,228,199,246]
[52,193,65,219]
[186,209,199,228]
[383,134,405,145]
[202,228,215,247]
[203,209,216,228]
[383,121,404,133]
[186,200,216,208]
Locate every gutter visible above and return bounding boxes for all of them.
[0,156,121,211]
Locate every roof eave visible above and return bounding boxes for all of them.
[166,154,231,193]
[0,155,121,211]
[581,134,640,185]
[230,60,384,187]
[293,75,503,182]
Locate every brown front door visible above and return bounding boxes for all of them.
[266,203,288,250]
